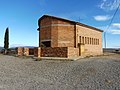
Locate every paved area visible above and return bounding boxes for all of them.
[0,54,120,90]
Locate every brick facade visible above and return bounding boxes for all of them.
[76,25,103,56]
[17,47,79,58]
[15,15,102,58]
[34,47,79,58]
[37,15,103,58]
[17,15,103,58]
[39,16,75,47]
[17,47,33,56]
[41,47,68,57]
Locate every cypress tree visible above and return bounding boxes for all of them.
[4,27,9,51]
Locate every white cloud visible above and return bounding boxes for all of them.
[94,15,111,21]
[109,30,120,34]
[109,23,120,34]
[112,23,120,28]
[99,0,120,11]
[97,23,120,34]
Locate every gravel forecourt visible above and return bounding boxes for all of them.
[0,54,120,90]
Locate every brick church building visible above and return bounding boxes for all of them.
[36,15,103,58]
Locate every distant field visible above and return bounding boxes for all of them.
[103,48,120,53]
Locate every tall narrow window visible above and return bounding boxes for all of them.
[94,38,95,45]
[98,39,99,45]
[92,38,93,45]
[85,37,87,44]
[80,36,81,44]
[96,39,97,45]
[97,39,99,45]
[95,39,96,45]
[88,37,89,44]
[90,38,91,44]
[86,37,88,44]
[82,37,84,44]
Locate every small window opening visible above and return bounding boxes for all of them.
[42,41,51,47]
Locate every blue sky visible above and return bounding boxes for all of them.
[0,0,120,48]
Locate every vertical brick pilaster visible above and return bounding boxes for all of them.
[34,47,41,57]
[17,47,24,56]
[24,48,29,56]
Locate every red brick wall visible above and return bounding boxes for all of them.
[17,47,79,58]
[41,47,68,57]
[40,17,52,26]
[51,18,75,47]
[51,18,73,24]
[34,47,79,58]
[38,16,103,57]
[57,25,74,47]
[40,17,75,48]
[39,17,52,47]
[51,26,58,47]
[17,47,29,56]
[76,25,103,55]
[40,27,51,40]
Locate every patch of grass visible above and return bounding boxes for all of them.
[17,55,33,59]
[105,79,112,84]
[84,55,94,58]
[113,60,120,62]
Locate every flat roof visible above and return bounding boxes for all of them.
[39,15,103,32]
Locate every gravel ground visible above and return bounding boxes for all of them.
[0,54,120,90]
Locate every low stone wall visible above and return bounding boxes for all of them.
[34,47,79,58]
[41,47,68,57]
[18,47,80,58]
[17,47,30,56]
